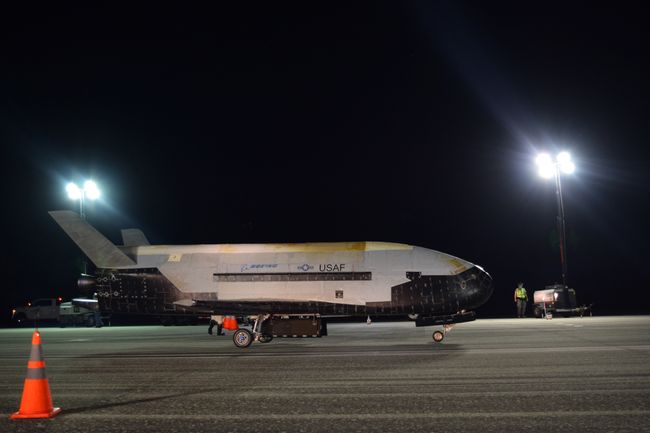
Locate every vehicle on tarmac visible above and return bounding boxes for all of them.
[50,210,494,348]
[533,284,592,318]
[11,297,99,326]
[11,297,62,324]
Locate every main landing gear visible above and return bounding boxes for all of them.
[229,314,326,348]
[233,328,253,348]
[232,315,272,348]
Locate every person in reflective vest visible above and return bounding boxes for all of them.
[514,282,528,318]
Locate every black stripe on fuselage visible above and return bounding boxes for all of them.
[94,266,492,318]
[213,272,372,282]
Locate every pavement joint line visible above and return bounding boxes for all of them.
[2,344,649,360]
[60,410,650,420]
[234,389,650,397]
[3,388,650,397]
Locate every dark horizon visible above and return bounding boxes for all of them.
[2,2,649,324]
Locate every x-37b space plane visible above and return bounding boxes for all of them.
[50,211,493,348]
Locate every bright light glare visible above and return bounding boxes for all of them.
[84,180,101,200]
[535,153,552,167]
[67,180,101,200]
[538,166,555,179]
[556,151,571,164]
[66,182,82,200]
[560,161,575,174]
[535,153,555,179]
[556,152,575,174]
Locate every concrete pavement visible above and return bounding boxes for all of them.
[1,316,649,432]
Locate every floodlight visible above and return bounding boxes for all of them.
[66,182,82,200]
[535,153,554,178]
[84,180,101,200]
[556,152,575,174]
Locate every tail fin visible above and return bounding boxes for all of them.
[49,211,136,268]
[121,229,150,246]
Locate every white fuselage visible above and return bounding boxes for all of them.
[120,242,476,306]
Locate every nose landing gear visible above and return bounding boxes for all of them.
[432,324,454,343]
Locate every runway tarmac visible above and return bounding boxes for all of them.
[1,316,649,432]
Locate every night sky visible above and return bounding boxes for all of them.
[2,2,649,324]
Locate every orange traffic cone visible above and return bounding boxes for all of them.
[10,331,61,420]
[223,316,238,331]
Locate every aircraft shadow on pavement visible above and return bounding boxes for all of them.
[72,342,467,359]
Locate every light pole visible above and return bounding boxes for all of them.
[66,180,101,273]
[535,152,575,304]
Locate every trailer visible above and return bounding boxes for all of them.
[533,284,592,318]
[59,299,102,326]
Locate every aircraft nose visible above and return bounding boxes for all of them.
[461,266,493,310]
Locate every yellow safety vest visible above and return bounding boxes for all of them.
[516,288,527,299]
